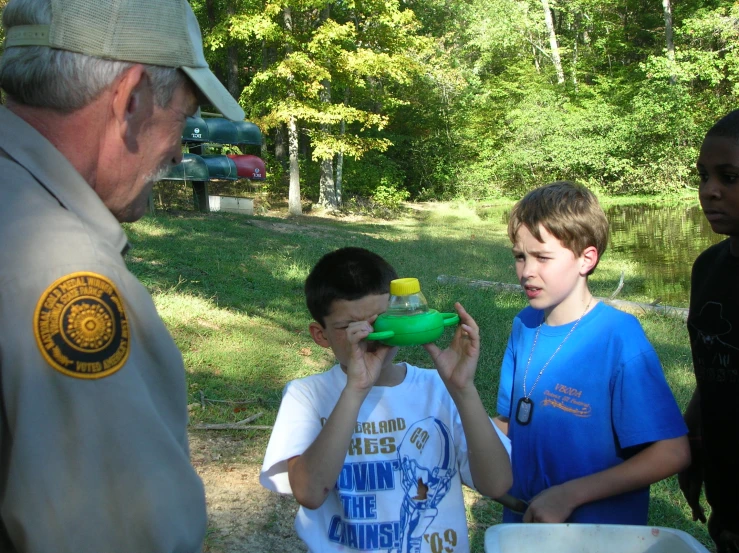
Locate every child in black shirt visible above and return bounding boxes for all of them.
[680,109,739,553]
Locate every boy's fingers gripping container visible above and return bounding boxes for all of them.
[367,278,459,346]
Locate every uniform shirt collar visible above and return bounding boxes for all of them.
[0,106,129,256]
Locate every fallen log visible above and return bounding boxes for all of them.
[437,275,689,321]
[190,424,273,430]
[189,411,272,431]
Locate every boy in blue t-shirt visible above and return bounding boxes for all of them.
[495,181,690,524]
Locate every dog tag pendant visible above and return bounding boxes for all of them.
[516,398,534,425]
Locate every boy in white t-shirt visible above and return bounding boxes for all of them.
[260,247,512,553]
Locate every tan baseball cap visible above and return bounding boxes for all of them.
[4,0,245,121]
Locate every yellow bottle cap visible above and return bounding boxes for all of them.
[390,278,421,296]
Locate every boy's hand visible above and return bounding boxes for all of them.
[680,393,707,523]
[678,454,707,523]
[424,302,480,393]
[523,484,577,523]
[344,318,394,393]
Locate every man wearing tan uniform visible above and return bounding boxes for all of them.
[0,0,244,551]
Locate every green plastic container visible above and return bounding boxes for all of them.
[367,277,459,346]
[367,310,459,346]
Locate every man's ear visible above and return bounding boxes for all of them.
[580,245,599,275]
[110,65,153,142]
[309,322,330,348]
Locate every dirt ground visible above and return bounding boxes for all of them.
[189,431,493,553]
[189,431,306,553]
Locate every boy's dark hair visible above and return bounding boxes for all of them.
[706,109,739,141]
[305,247,398,327]
[508,181,609,275]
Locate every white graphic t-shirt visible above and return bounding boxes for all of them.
[261,363,511,553]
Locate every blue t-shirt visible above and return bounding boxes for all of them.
[497,302,687,524]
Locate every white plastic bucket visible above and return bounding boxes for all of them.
[484,524,710,553]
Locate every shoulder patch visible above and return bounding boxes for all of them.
[34,272,130,379]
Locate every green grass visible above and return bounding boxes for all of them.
[124,203,714,552]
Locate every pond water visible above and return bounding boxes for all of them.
[605,203,724,307]
[489,201,725,307]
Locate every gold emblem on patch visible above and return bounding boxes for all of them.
[34,272,130,379]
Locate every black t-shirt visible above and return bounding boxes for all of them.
[688,238,739,526]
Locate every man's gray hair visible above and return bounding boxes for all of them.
[0,0,186,111]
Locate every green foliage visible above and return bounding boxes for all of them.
[191,0,739,203]
[0,0,6,55]
[447,0,739,199]
[341,151,406,198]
[238,0,428,160]
[260,152,289,200]
[371,184,410,209]
[342,194,409,219]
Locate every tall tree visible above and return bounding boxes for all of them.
[283,4,302,216]
[226,3,240,97]
[335,116,345,204]
[318,79,337,208]
[317,3,337,209]
[662,0,676,84]
[541,0,565,83]
[236,0,425,207]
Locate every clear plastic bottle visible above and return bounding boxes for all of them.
[387,278,429,316]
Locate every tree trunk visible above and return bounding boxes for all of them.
[318,79,337,209]
[275,124,287,166]
[287,115,302,216]
[284,5,301,216]
[226,4,240,101]
[300,128,310,161]
[529,31,541,73]
[335,118,345,206]
[572,12,580,91]
[205,0,216,26]
[662,0,676,84]
[541,0,565,84]
[319,158,336,209]
[261,39,274,161]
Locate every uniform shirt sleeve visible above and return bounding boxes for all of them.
[260,378,325,494]
[0,266,206,553]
